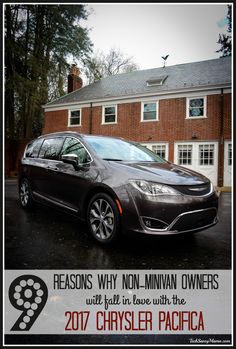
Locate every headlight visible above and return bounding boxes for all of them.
[129,180,180,196]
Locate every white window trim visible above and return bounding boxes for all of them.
[176,143,193,166]
[102,105,117,125]
[141,142,169,161]
[68,108,82,127]
[186,96,207,119]
[198,143,215,167]
[174,141,218,166]
[141,101,159,122]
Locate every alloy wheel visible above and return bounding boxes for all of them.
[20,179,29,207]
[89,198,115,240]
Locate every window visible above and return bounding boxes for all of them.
[61,137,91,164]
[228,143,232,166]
[68,109,81,126]
[146,75,168,86]
[199,144,214,165]
[142,102,158,121]
[140,143,169,160]
[39,138,64,160]
[152,144,166,160]
[187,97,206,118]
[25,138,43,158]
[102,106,117,124]
[178,144,192,165]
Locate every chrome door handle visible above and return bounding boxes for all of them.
[47,166,59,171]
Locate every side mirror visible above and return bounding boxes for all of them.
[61,154,79,170]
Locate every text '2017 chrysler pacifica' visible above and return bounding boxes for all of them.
[19,132,219,244]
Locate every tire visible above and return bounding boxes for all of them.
[19,178,34,209]
[87,193,120,245]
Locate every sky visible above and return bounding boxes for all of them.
[82,3,229,70]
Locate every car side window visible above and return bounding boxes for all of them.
[39,138,64,160]
[25,139,44,158]
[61,137,91,164]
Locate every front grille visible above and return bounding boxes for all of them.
[170,208,217,232]
[173,182,212,196]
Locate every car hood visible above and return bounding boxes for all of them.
[108,161,209,185]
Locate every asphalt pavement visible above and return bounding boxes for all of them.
[5,179,231,270]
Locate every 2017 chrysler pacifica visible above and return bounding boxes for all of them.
[19,131,219,244]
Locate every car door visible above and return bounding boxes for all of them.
[23,137,44,194]
[46,136,95,215]
[32,136,65,201]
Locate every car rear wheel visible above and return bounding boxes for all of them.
[19,178,34,209]
[87,193,120,244]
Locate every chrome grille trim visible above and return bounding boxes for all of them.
[174,182,214,197]
[139,207,218,234]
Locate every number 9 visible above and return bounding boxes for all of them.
[9,275,48,331]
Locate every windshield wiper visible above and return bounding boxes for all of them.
[102,158,123,161]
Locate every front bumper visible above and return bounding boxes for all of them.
[118,185,219,235]
[139,207,218,235]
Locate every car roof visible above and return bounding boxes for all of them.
[37,132,126,142]
[38,131,80,138]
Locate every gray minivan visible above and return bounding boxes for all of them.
[19,131,219,244]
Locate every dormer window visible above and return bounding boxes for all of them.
[146,76,168,87]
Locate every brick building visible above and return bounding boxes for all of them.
[43,57,231,187]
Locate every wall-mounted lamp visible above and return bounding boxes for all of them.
[192,132,198,139]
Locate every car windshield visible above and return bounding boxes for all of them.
[84,136,166,163]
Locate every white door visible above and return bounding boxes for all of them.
[174,142,218,185]
[224,141,232,186]
[141,142,169,161]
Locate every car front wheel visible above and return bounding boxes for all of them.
[87,193,120,244]
[19,178,34,209]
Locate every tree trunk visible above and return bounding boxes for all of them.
[22,7,30,138]
[26,5,45,139]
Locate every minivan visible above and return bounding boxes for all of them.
[19,132,219,244]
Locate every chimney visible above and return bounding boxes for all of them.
[68,65,83,93]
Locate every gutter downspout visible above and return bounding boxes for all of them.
[89,102,93,134]
[218,88,224,187]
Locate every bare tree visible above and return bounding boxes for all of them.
[83,48,139,84]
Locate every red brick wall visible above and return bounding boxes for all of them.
[68,75,83,94]
[43,93,231,163]
[6,93,230,179]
